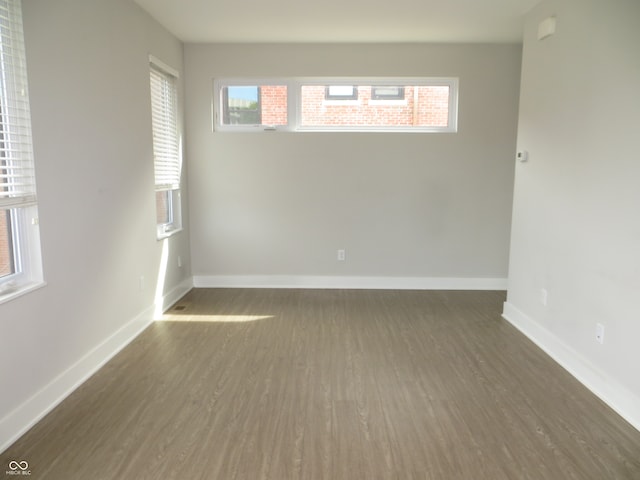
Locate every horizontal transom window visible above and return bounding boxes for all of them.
[213,78,458,133]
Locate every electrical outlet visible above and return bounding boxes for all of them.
[178,255,182,268]
[337,249,346,261]
[139,275,145,292]
[596,323,605,344]
[540,288,548,306]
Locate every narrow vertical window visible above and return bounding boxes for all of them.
[149,57,182,238]
[0,0,44,302]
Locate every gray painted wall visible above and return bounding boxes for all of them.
[185,43,521,284]
[0,0,191,449]
[505,0,640,427]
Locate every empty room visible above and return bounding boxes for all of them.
[1,0,639,478]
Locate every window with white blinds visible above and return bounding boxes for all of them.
[149,57,182,238]
[0,0,43,301]
[150,61,180,192]
[0,0,37,210]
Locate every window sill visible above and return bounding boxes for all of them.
[157,226,183,241]
[295,126,456,133]
[216,127,456,134]
[0,280,47,306]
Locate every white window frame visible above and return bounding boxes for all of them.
[213,77,459,133]
[149,55,182,239]
[0,0,44,304]
[213,78,294,133]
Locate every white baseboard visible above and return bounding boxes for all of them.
[0,277,193,454]
[154,277,193,318]
[193,275,508,290]
[0,306,154,454]
[502,302,640,432]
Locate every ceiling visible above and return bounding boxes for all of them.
[133,0,540,44]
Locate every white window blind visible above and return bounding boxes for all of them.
[0,0,36,209]
[150,63,180,192]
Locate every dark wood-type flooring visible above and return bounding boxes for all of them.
[3,288,640,479]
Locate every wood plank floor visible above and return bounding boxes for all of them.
[2,289,640,479]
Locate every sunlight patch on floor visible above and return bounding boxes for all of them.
[158,314,275,323]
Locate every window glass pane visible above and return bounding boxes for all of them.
[215,78,456,132]
[156,190,172,226]
[301,84,450,128]
[413,86,450,127]
[155,189,182,238]
[221,85,287,126]
[0,209,15,278]
[223,86,260,125]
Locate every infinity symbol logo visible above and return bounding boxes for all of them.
[8,460,29,471]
